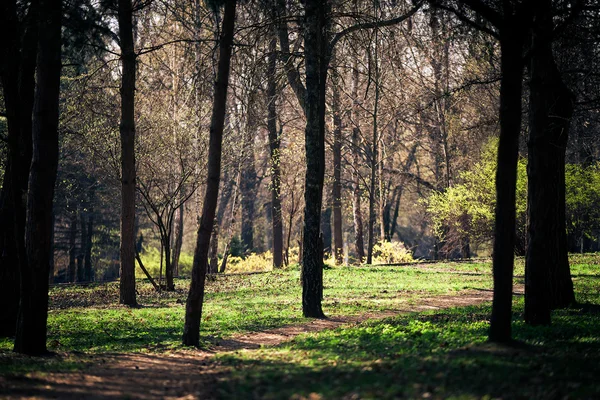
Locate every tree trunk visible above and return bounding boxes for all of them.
[267,30,284,269]
[489,27,526,343]
[240,97,257,254]
[84,212,94,281]
[209,175,234,273]
[350,60,365,264]
[366,44,380,264]
[0,0,38,338]
[164,233,174,291]
[118,0,137,307]
[77,206,86,282]
[171,202,184,277]
[13,0,61,355]
[183,0,236,347]
[301,0,328,318]
[68,213,77,282]
[525,4,575,325]
[321,207,332,257]
[330,51,344,265]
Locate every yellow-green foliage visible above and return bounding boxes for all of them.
[226,251,273,273]
[372,241,414,264]
[565,162,600,240]
[136,247,194,278]
[425,138,527,248]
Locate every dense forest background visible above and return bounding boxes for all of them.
[18,0,597,284]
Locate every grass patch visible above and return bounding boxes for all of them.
[217,300,600,399]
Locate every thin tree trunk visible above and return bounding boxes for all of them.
[172,202,184,277]
[525,4,575,325]
[489,27,526,343]
[350,58,365,264]
[118,0,137,306]
[267,29,284,269]
[240,96,257,254]
[209,174,234,273]
[183,0,236,347]
[77,206,86,282]
[84,211,94,281]
[366,38,380,265]
[68,213,77,282]
[330,50,343,265]
[13,0,61,355]
[301,0,328,318]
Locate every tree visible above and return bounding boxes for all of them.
[301,0,328,318]
[183,0,237,347]
[13,0,62,355]
[118,0,137,306]
[0,0,38,337]
[524,1,576,325]
[266,12,284,269]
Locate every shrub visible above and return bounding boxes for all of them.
[372,241,413,264]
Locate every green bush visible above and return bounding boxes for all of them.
[372,241,413,264]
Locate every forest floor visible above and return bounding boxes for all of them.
[0,289,505,399]
[1,255,599,399]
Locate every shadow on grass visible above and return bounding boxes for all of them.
[217,305,600,399]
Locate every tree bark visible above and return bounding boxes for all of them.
[240,94,257,254]
[330,51,344,265]
[68,212,77,282]
[171,202,184,277]
[0,0,38,338]
[84,211,94,281]
[13,0,61,355]
[183,0,236,347]
[525,3,575,325]
[118,0,137,306]
[267,30,284,269]
[77,206,86,282]
[489,26,526,343]
[350,59,365,264]
[301,0,328,318]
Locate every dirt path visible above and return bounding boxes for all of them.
[0,288,522,400]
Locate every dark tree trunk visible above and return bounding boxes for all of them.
[489,27,526,343]
[183,0,236,347]
[84,212,94,281]
[350,59,365,264]
[0,0,38,338]
[331,52,344,265]
[209,175,234,274]
[77,207,86,282]
[164,233,174,291]
[267,31,283,269]
[525,4,575,325]
[321,207,332,257]
[240,92,257,253]
[13,0,61,355]
[301,0,328,318]
[171,202,184,277]
[68,213,77,282]
[118,0,137,306]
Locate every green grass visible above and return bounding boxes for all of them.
[0,261,496,355]
[1,255,598,394]
[211,258,600,399]
[217,302,600,399]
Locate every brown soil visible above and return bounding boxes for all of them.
[0,287,522,400]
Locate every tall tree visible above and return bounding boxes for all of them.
[524,0,576,325]
[301,0,329,318]
[330,49,344,265]
[0,0,38,337]
[183,0,237,347]
[267,18,283,269]
[118,0,137,306]
[13,0,62,355]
